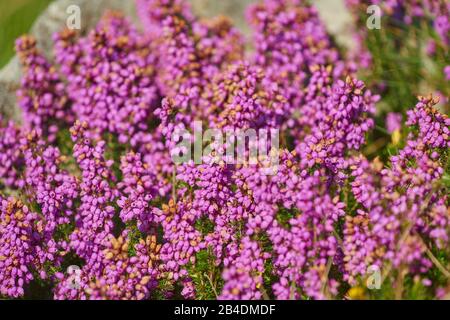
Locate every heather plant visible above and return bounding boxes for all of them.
[0,0,449,300]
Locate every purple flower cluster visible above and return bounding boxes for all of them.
[386,112,402,134]
[0,197,37,297]
[84,233,161,300]
[0,118,24,189]
[248,0,343,110]
[297,76,378,174]
[15,36,73,142]
[220,237,268,300]
[0,0,449,300]
[53,12,158,144]
[345,95,449,285]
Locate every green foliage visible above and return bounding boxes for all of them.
[105,134,127,182]
[125,220,145,257]
[0,0,52,68]
[355,12,449,165]
[195,216,215,236]
[275,207,298,230]
[188,248,223,300]
[54,223,75,243]
[56,128,80,177]
[358,16,449,115]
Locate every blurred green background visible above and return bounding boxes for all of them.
[0,0,52,68]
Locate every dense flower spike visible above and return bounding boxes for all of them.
[154,199,203,293]
[67,121,118,271]
[22,130,78,229]
[210,61,288,130]
[118,152,161,230]
[0,0,449,301]
[248,0,345,118]
[15,35,72,142]
[220,237,268,300]
[139,0,244,123]
[406,95,450,148]
[53,12,159,144]
[0,118,24,189]
[85,233,161,300]
[297,76,378,174]
[0,197,38,297]
[343,96,450,284]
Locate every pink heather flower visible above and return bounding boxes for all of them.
[0,118,25,189]
[15,36,73,143]
[445,65,450,80]
[386,112,402,133]
[0,197,32,297]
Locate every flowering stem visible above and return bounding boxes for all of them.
[172,165,177,202]
[332,229,344,249]
[205,274,218,298]
[289,280,296,300]
[419,236,450,278]
[320,257,333,298]
[260,286,270,300]
[394,267,407,300]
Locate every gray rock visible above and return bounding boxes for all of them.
[190,0,255,37]
[189,0,353,48]
[31,0,137,58]
[315,0,354,49]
